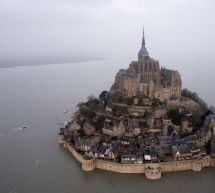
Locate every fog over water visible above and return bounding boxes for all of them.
[0,1,215,192]
[0,0,215,105]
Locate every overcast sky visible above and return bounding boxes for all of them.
[0,0,214,58]
[0,0,215,104]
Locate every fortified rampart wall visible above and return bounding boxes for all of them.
[210,157,215,167]
[59,137,215,178]
[95,156,211,173]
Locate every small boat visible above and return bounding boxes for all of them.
[13,125,29,131]
[144,167,161,180]
[64,121,68,126]
[64,108,68,114]
[19,125,29,130]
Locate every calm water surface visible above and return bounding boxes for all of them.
[0,60,215,193]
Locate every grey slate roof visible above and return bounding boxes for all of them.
[138,45,149,56]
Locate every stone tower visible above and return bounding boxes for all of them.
[110,26,182,102]
[138,27,160,84]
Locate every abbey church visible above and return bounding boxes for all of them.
[110,28,182,102]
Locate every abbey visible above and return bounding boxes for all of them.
[110,28,182,102]
[59,27,215,179]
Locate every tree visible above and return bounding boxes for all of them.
[209,106,215,114]
[99,90,109,108]
[110,92,133,105]
[167,108,182,125]
[87,95,96,101]
[112,105,128,117]
[80,107,96,119]
[181,88,208,112]
[85,97,101,112]
[99,90,109,102]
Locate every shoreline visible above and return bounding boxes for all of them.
[58,134,215,179]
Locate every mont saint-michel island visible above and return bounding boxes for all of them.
[58,28,215,180]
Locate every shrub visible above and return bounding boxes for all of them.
[112,105,128,116]
[85,98,102,112]
[167,108,182,125]
[99,91,109,103]
[110,93,133,105]
[182,89,208,112]
[80,107,96,119]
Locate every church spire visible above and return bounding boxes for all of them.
[142,26,145,46]
[138,25,149,58]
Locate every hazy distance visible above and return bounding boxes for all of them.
[0,0,215,105]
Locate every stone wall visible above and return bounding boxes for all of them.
[210,157,215,167]
[65,143,83,163]
[128,106,152,116]
[59,139,214,176]
[159,156,210,172]
[95,160,146,173]
[64,142,96,171]
[95,156,211,173]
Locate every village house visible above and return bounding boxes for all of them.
[102,119,125,137]
[128,106,149,116]
[133,98,139,105]
[118,137,131,146]
[184,135,198,144]
[162,118,173,136]
[75,135,101,153]
[146,116,154,129]
[69,121,81,132]
[154,107,166,119]
[104,146,118,161]
[172,144,192,161]
[121,154,143,164]
[125,119,141,136]
[105,106,112,113]
[144,149,152,162]
[157,152,167,162]
[158,136,172,146]
[83,122,95,136]
[160,144,172,157]
[181,119,193,134]
[190,144,201,159]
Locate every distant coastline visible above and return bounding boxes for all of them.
[0,55,105,68]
